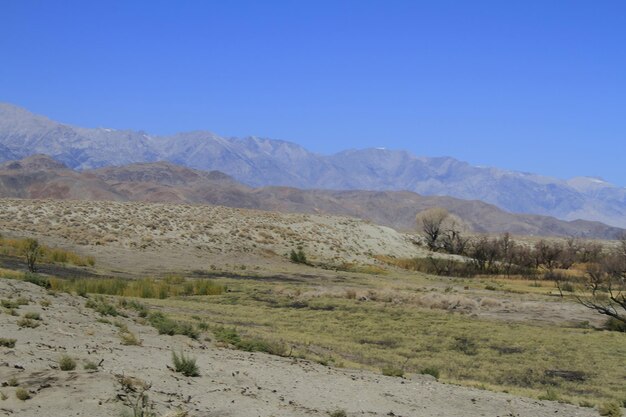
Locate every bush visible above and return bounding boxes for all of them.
[85,297,120,316]
[23,273,50,288]
[213,326,285,355]
[381,367,404,377]
[83,360,99,371]
[171,351,199,377]
[59,355,76,371]
[17,318,40,328]
[119,331,142,346]
[15,388,30,401]
[604,317,626,332]
[421,367,440,379]
[1,299,19,309]
[23,312,41,320]
[289,249,307,264]
[599,402,623,417]
[328,410,347,417]
[147,312,198,339]
[0,338,16,348]
[452,336,478,356]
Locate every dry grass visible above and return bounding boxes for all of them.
[135,275,625,406]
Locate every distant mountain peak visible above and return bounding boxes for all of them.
[0,102,625,228]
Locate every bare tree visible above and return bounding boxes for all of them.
[416,208,450,251]
[576,248,626,327]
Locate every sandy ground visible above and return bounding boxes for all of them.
[0,278,604,417]
[0,199,426,273]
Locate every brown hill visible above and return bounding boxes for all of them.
[0,155,622,239]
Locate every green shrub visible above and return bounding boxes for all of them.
[538,388,560,401]
[213,326,285,355]
[23,273,50,288]
[147,312,198,339]
[328,409,347,417]
[7,377,18,387]
[171,351,199,377]
[15,387,30,401]
[604,317,626,332]
[1,299,19,309]
[599,402,623,417]
[0,338,16,348]
[59,355,76,371]
[23,312,41,320]
[119,331,142,346]
[452,336,478,356]
[382,367,404,377]
[17,318,40,328]
[83,360,99,371]
[289,249,307,264]
[85,297,120,316]
[214,326,241,345]
[421,367,440,379]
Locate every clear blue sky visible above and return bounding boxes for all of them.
[2,1,625,185]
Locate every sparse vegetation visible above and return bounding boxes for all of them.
[147,312,199,339]
[59,354,77,371]
[171,351,200,377]
[381,366,404,377]
[119,330,142,346]
[83,360,99,371]
[289,248,308,264]
[22,238,41,272]
[17,317,40,328]
[0,338,16,348]
[421,367,440,379]
[328,409,347,417]
[15,387,30,401]
[599,401,623,417]
[23,311,41,320]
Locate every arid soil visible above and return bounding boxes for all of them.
[0,278,601,417]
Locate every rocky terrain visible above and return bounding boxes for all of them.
[1,155,623,239]
[1,103,625,228]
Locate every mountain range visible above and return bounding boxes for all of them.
[1,102,625,228]
[0,154,622,239]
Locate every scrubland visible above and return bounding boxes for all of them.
[0,198,624,416]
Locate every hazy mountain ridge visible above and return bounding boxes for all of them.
[1,102,625,227]
[0,154,622,239]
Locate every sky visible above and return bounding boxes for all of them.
[1,1,626,185]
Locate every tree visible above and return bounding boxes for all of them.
[416,208,451,251]
[22,238,42,272]
[576,244,626,327]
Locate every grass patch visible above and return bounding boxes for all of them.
[49,276,225,299]
[58,355,76,371]
[23,311,41,320]
[147,312,199,339]
[0,338,16,348]
[171,351,199,377]
[213,326,286,355]
[17,317,40,328]
[0,236,94,267]
[599,402,623,417]
[119,330,142,346]
[15,387,30,401]
[134,275,626,405]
